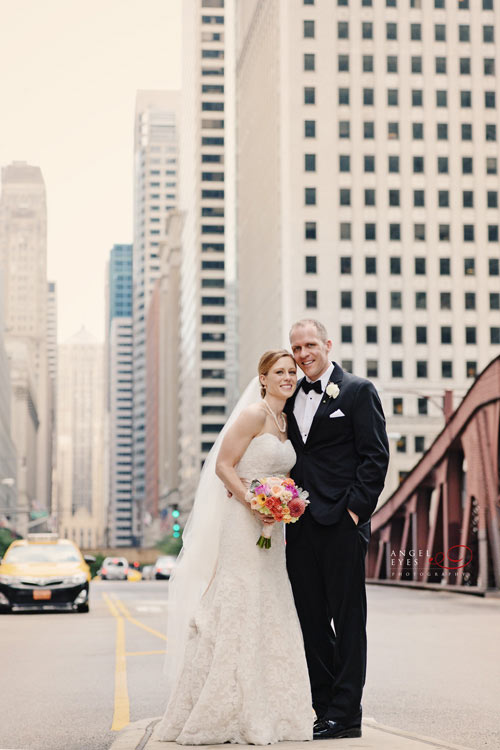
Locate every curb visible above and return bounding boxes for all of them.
[109,717,475,750]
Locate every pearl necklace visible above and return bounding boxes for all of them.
[262,399,287,433]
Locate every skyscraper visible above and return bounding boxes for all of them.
[178,0,237,510]
[236,0,500,494]
[106,244,133,547]
[57,328,105,548]
[0,161,51,520]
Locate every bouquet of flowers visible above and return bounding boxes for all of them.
[245,476,309,549]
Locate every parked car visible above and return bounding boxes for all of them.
[0,533,94,613]
[141,564,154,580]
[154,555,177,580]
[100,557,129,581]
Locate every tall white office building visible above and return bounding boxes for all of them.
[178,0,238,510]
[0,161,51,518]
[57,328,105,548]
[106,244,133,547]
[236,0,500,494]
[132,91,179,543]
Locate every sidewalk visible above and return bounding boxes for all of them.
[109,718,475,750]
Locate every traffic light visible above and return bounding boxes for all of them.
[172,504,181,538]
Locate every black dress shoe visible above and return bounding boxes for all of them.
[313,719,362,740]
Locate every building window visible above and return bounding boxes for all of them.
[463,190,474,208]
[339,88,349,105]
[341,325,352,343]
[391,291,402,309]
[437,156,448,174]
[363,55,374,72]
[440,258,451,275]
[386,23,397,40]
[339,154,351,172]
[340,223,351,240]
[304,53,315,71]
[390,224,401,241]
[490,293,500,310]
[416,361,428,378]
[362,22,373,39]
[306,290,317,308]
[438,190,449,207]
[389,189,400,206]
[365,189,375,206]
[414,225,426,242]
[418,397,428,415]
[489,225,499,241]
[388,122,399,139]
[486,124,497,141]
[339,121,350,138]
[440,292,452,310]
[305,154,316,171]
[439,224,450,241]
[365,223,376,240]
[484,58,495,75]
[435,57,446,74]
[441,326,452,344]
[387,56,398,74]
[390,257,401,274]
[365,155,375,172]
[435,24,446,42]
[466,361,477,378]
[305,256,317,274]
[340,256,352,274]
[304,20,315,38]
[363,89,374,106]
[463,225,475,242]
[442,361,453,378]
[415,436,425,453]
[483,25,494,43]
[462,123,473,140]
[366,360,378,378]
[491,328,500,344]
[415,291,427,309]
[413,156,424,173]
[338,55,349,72]
[461,90,472,108]
[365,257,377,274]
[392,361,403,378]
[416,326,427,344]
[393,398,403,416]
[489,258,499,276]
[465,327,476,344]
[413,123,424,139]
[366,325,378,344]
[411,23,421,41]
[340,188,351,206]
[305,187,316,205]
[366,291,377,308]
[414,190,425,207]
[304,87,316,105]
[464,258,475,275]
[391,326,403,344]
[338,21,349,39]
[415,257,426,274]
[305,222,317,240]
[465,292,476,309]
[305,120,316,138]
[411,56,422,74]
[387,89,399,106]
[437,123,448,140]
[487,157,497,174]
[364,121,375,138]
[389,155,399,172]
[341,290,352,308]
[342,359,353,372]
[412,90,423,107]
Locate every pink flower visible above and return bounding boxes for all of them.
[288,498,306,518]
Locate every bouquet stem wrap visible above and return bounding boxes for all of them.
[257,523,274,549]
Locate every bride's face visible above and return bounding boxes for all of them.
[262,357,297,400]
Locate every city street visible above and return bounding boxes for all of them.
[1,582,499,750]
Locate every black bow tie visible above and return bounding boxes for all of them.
[302,379,323,395]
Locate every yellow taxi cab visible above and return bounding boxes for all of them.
[0,533,95,613]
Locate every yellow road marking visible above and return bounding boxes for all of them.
[112,595,167,642]
[126,649,166,656]
[103,593,130,731]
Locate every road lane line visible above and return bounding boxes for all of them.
[112,595,167,642]
[126,649,166,656]
[103,592,130,731]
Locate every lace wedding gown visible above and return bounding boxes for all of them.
[156,433,313,745]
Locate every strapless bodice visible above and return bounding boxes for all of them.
[236,433,296,481]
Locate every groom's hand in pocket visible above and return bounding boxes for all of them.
[347,508,359,526]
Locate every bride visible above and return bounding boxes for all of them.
[155,349,312,745]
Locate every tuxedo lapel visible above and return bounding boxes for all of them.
[306,362,344,444]
[285,379,303,445]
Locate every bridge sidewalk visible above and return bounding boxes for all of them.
[109,717,474,750]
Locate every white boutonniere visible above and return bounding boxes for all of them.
[325,382,340,400]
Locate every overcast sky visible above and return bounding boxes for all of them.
[0,0,182,341]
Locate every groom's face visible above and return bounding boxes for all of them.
[290,324,332,382]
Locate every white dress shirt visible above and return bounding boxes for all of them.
[293,363,334,443]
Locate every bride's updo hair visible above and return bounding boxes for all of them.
[258,349,295,398]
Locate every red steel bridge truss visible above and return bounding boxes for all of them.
[367,356,500,594]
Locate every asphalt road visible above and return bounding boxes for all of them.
[1,582,499,750]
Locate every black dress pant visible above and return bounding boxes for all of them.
[286,508,368,726]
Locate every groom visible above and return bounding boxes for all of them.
[285,319,389,740]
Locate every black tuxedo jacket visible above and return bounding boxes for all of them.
[284,362,389,526]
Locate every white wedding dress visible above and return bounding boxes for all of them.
[156,433,313,745]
